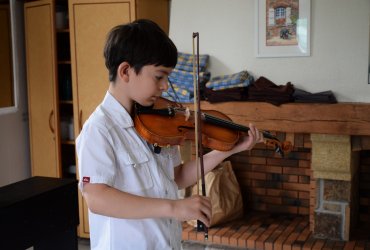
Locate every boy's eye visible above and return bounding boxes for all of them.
[156,76,164,80]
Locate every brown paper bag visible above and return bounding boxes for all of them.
[187,161,243,227]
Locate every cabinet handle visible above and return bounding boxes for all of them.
[79,110,83,131]
[49,110,55,134]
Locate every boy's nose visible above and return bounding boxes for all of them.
[160,80,169,91]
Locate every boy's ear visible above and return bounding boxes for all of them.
[117,62,130,82]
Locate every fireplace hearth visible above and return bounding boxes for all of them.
[181,101,370,249]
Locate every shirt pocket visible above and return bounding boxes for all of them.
[116,150,154,192]
[157,147,180,181]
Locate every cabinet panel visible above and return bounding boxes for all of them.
[136,0,169,34]
[24,0,61,177]
[70,1,134,129]
[69,0,170,238]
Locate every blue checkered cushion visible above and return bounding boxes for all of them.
[206,71,254,90]
[175,52,209,72]
[169,69,211,92]
[162,83,193,103]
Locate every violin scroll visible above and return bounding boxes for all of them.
[264,137,293,158]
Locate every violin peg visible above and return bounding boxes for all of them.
[282,141,293,153]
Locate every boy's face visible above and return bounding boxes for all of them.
[127,64,173,107]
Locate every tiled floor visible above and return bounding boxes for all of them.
[78,238,90,250]
[181,241,242,250]
[79,232,370,250]
[78,238,239,250]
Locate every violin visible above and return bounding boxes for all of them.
[134,97,292,157]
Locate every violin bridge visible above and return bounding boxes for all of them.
[184,107,190,121]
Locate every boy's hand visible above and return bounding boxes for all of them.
[171,195,212,227]
[229,123,264,154]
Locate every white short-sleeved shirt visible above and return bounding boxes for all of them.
[76,92,182,250]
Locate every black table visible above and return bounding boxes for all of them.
[0,176,79,250]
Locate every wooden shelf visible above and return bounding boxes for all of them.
[60,100,73,105]
[192,101,370,136]
[56,28,69,33]
[61,140,75,145]
[58,60,71,64]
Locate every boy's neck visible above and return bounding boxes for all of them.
[108,84,133,115]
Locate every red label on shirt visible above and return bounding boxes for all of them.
[82,176,90,183]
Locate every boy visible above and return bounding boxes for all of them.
[76,19,262,250]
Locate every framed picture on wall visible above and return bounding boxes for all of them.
[255,0,311,57]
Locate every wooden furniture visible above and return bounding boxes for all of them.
[69,0,170,132]
[24,0,170,238]
[69,0,169,237]
[0,176,78,250]
[25,0,62,177]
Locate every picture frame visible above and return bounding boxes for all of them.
[255,0,311,58]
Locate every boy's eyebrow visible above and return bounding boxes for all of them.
[157,69,171,75]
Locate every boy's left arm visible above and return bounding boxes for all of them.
[174,123,262,189]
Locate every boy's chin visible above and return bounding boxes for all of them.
[136,100,155,108]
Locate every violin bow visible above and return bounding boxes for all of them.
[192,32,208,240]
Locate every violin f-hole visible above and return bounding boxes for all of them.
[177,125,194,132]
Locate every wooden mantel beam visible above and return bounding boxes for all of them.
[191,101,370,136]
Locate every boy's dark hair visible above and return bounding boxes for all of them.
[104,19,178,82]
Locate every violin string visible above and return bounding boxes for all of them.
[167,78,181,103]
[172,107,244,129]
[173,107,249,132]
[203,113,249,132]
[172,106,278,142]
[202,113,278,140]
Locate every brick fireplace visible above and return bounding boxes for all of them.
[181,101,370,249]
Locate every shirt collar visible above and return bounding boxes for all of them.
[101,91,133,128]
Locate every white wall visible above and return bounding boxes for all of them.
[169,0,370,102]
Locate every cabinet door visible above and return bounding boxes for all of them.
[24,0,61,177]
[69,0,135,237]
[136,0,170,34]
[70,0,135,132]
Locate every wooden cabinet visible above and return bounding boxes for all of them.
[69,0,134,133]
[69,0,135,238]
[69,0,169,132]
[69,0,170,237]
[25,0,169,238]
[25,0,62,178]
[25,0,75,179]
